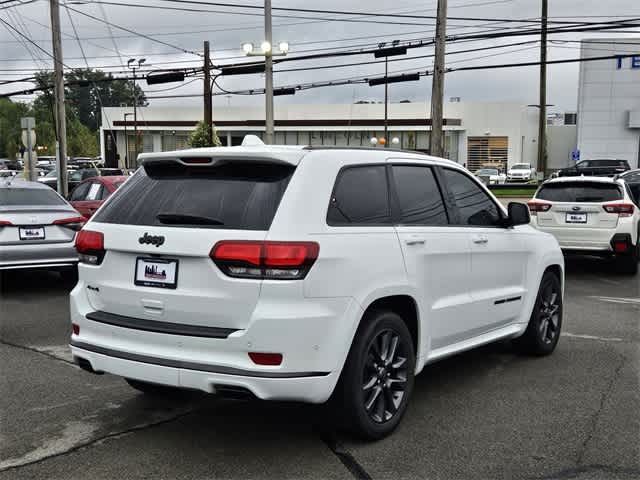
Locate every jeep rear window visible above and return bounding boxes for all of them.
[92,161,295,230]
[537,182,623,203]
[0,188,67,206]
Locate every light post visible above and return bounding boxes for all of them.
[123,112,133,168]
[127,58,146,160]
[242,1,289,145]
[372,43,410,147]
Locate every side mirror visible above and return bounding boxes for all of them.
[507,202,530,227]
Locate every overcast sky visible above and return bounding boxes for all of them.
[1,0,639,113]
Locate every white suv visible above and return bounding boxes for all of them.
[529,176,640,275]
[70,143,564,439]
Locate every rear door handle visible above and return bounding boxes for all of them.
[472,235,488,244]
[405,236,426,246]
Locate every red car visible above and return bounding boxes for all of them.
[69,176,128,219]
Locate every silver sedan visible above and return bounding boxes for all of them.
[0,179,84,280]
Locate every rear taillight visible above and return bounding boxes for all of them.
[53,216,87,232]
[75,230,105,265]
[211,241,319,280]
[0,220,12,226]
[603,203,635,217]
[527,200,552,215]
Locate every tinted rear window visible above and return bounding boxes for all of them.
[93,161,295,230]
[0,188,66,206]
[537,182,622,202]
[327,165,391,225]
[591,160,629,167]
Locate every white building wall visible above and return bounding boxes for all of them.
[101,102,539,168]
[578,39,640,167]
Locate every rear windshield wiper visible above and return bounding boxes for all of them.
[156,213,224,226]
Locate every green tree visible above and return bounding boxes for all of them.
[188,121,221,148]
[34,69,147,132]
[0,98,30,159]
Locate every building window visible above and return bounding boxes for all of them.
[467,136,508,172]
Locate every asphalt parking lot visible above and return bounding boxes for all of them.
[0,259,638,480]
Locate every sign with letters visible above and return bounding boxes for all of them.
[616,55,640,69]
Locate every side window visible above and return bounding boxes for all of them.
[391,165,448,225]
[327,165,391,225]
[443,169,502,227]
[100,186,112,200]
[69,182,90,201]
[86,182,103,201]
[577,161,589,169]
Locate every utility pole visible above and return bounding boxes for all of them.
[384,56,389,148]
[49,0,68,197]
[264,0,274,145]
[537,0,549,176]
[203,40,213,145]
[132,68,138,163]
[430,0,447,158]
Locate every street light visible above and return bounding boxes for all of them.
[127,58,147,161]
[369,43,412,147]
[241,1,289,145]
[123,112,133,168]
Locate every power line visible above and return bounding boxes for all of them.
[63,4,203,57]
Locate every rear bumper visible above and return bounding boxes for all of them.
[70,342,339,403]
[69,281,362,403]
[0,241,78,270]
[531,222,636,253]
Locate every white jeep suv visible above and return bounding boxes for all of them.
[70,143,564,439]
[529,176,640,275]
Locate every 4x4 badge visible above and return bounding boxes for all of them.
[139,233,165,247]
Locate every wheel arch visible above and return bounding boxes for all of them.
[360,294,420,361]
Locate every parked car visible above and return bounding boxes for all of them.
[13,169,47,179]
[475,168,506,185]
[39,168,124,193]
[528,176,639,274]
[70,142,565,440]
[36,156,57,169]
[507,163,536,182]
[617,169,640,204]
[557,159,630,178]
[0,170,17,179]
[0,179,84,280]
[1,159,22,171]
[69,175,128,219]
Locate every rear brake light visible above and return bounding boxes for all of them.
[53,216,87,231]
[211,241,319,280]
[75,230,105,265]
[527,200,552,215]
[0,220,12,226]
[248,352,283,366]
[72,323,80,335]
[603,203,635,217]
[613,241,629,253]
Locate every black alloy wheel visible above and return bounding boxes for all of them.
[515,271,563,356]
[362,329,409,424]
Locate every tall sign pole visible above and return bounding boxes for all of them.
[430,0,447,158]
[537,0,549,176]
[21,117,36,182]
[203,40,213,145]
[49,0,68,197]
[264,0,274,145]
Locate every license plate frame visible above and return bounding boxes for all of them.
[19,226,45,241]
[565,212,587,224]
[134,257,179,289]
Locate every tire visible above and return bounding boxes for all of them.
[332,310,415,440]
[59,266,79,285]
[125,378,186,397]
[514,271,563,356]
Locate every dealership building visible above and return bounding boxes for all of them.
[577,38,640,167]
[100,102,541,172]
